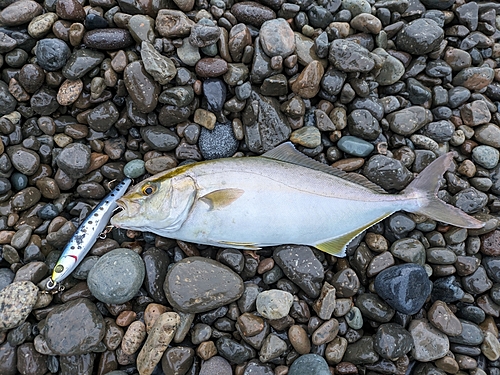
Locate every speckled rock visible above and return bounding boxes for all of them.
[87,248,145,304]
[0,281,38,331]
[409,319,449,362]
[256,290,294,320]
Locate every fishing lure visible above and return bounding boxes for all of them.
[47,178,132,289]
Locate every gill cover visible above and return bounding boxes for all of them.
[158,175,197,232]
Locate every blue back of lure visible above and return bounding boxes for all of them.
[50,178,132,285]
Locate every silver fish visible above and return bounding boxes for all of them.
[49,178,132,287]
[111,143,483,256]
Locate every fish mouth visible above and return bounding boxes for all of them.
[111,198,140,226]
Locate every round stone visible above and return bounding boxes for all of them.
[396,18,444,55]
[35,38,71,71]
[374,264,432,315]
[289,354,330,375]
[472,145,500,169]
[256,290,294,320]
[56,143,91,179]
[374,323,413,360]
[124,159,146,178]
[88,248,145,304]
[199,122,239,160]
[337,135,375,157]
[164,257,244,313]
[259,18,295,58]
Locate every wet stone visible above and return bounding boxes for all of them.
[83,28,134,50]
[451,187,488,214]
[343,336,379,365]
[87,101,119,132]
[428,300,462,336]
[337,135,374,157]
[124,61,160,113]
[374,323,413,360]
[363,155,413,191]
[289,354,330,375]
[140,41,177,85]
[141,126,179,152]
[195,57,228,78]
[256,289,293,320]
[231,2,276,28]
[387,106,432,136]
[87,248,145,304]
[329,39,375,73]
[30,87,59,115]
[462,266,492,295]
[35,38,71,71]
[409,319,450,362]
[375,264,431,315]
[259,18,295,58]
[56,143,91,179]
[63,49,105,80]
[0,81,16,115]
[355,293,395,323]
[0,281,38,331]
[189,19,220,48]
[0,0,43,26]
[161,347,195,375]
[216,336,255,364]
[472,145,499,169]
[42,298,105,355]
[448,319,484,346]
[164,257,244,313]
[6,145,40,176]
[155,10,194,38]
[274,245,323,298]
[396,18,444,55]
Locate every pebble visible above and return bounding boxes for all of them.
[273,245,323,298]
[472,145,500,169]
[83,29,134,50]
[140,41,177,85]
[164,257,244,313]
[137,312,180,375]
[343,336,379,365]
[0,281,38,331]
[374,323,413,360]
[199,122,239,159]
[0,0,43,26]
[231,2,276,28]
[199,356,232,375]
[41,298,105,355]
[259,18,295,58]
[256,290,293,320]
[409,319,450,362]
[289,354,330,375]
[328,39,375,73]
[337,136,374,157]
[363,155,413,191]
[375,264,431,315]
[35,38,71,72]
[124,61,160,113]
[87,248,145,304]
[427,300,463,336]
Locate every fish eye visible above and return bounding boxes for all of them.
[54,265,64,273]
[142,184,156,196]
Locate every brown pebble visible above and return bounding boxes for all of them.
[0,0,43,26]
[427,300,462,336]
[196,340,217,360]
[195,57,229,78]
[481,230,500,255]
[335,361,358,375]
[257,258,274,274]
[291,60,324,99]
[86,153,109,173]
[116,310,137,327]
[0,231,15,244]
[237,313,265,337]
[144,303,168,333]
[289,324,311,355]
[9,78,30,102]
[435,356,460,374]
[177,240,200,256]
[56,0,85,21]
[57,79,83,106]
[121,321,147,355]
[330,158,364,172]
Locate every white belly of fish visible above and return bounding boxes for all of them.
[167,172,401,249]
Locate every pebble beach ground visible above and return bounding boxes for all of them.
[1,0,500,374]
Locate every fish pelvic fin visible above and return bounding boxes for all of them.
[402,152,484,229]
[315,213,393,257]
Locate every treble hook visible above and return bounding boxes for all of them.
[99,225,114,239]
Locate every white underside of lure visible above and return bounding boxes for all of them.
[49,178,132,286]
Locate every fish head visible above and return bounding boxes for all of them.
[51,255,78,284]
[111,172,197,233]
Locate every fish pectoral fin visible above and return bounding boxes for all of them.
[315,213,393,257]
[218,240,261,250]
[200,188,244,210]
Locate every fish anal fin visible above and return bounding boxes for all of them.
[262,142,387,194]
[218,240,261,250]
[315,213,393,257]
[200,188,244,210]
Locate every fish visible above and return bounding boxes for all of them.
[49,178,132,288]
[111,143,484,257]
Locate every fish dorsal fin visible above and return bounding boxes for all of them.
[315,212,393,256]
[262,142,387,194]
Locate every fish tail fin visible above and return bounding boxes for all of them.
[402,152,484,229]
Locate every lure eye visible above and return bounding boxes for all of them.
[54,265,64,273]
[142,184,156,196]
